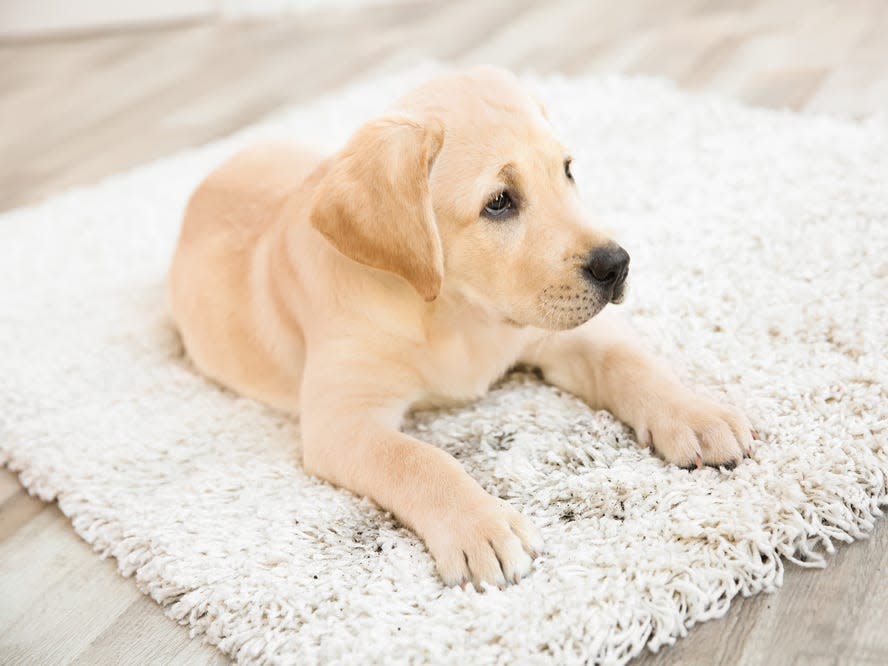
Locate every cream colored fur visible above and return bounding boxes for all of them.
[169,66,756,589]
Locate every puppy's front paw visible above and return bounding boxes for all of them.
[636,392,756,469]
[423,495,543,590]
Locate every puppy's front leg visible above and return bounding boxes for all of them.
[522,310,756,468]
[299,383,543,588]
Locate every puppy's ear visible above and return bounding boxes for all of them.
[310,116,444,302]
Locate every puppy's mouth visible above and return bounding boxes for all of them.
[533,284,609,330]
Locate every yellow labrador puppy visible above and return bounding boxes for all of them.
[169,66,756,589]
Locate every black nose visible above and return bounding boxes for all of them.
[582,245,630,291]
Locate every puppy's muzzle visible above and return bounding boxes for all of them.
[582,244,630,302]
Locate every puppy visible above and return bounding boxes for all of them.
[169,66,755,589]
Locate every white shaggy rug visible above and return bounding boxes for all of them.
[2,68,887,665]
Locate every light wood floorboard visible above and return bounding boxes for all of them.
[2,1,887,663]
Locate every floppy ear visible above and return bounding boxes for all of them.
[310,116,445,302]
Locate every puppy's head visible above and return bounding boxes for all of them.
[311,66,629,330]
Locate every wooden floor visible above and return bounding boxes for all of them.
[2,1,887,663]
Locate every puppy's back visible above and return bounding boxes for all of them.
[169,142,322,411]
[177,142,319,248]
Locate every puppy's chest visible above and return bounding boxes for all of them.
[418,326,528,405]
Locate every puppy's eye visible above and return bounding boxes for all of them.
[483,191,514,218]
[564,159,574,181]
